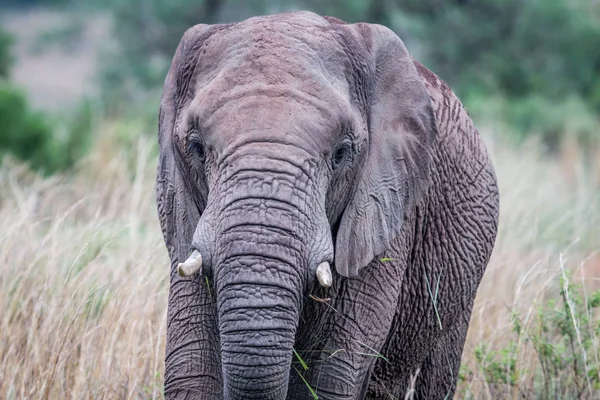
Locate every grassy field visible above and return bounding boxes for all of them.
[458,131,600,398]
[0,126,168,399]
[0,122,599,399]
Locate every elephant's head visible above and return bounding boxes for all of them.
[157,11,436,399]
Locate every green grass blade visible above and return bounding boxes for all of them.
[354,340,390,364]
[292,348,308,371]
[205,276,211,297]
[293,367,318,399]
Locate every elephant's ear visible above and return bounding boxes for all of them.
[156,24,215,268]
[334,24,437,277]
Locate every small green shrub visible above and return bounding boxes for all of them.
[0,83,58,172]
[0,83,93,174]
[460,272,600,399]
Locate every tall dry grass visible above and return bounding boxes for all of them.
[459,130,600,398]
[0,128,168,399]
[0,122,598,399]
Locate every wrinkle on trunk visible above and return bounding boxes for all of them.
[214,198,308,400]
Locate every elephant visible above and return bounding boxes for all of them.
[156,11,499,400]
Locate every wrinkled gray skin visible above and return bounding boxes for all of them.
[156,11,499,400]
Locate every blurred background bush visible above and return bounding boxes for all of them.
[0,0,599,173]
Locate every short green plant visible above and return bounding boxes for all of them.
[0,84,94,174]
[460,272,600,399]
[0,83,58,172]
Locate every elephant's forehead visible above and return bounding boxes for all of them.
[185,14,359,153]
[192,13,352,103]
[204,12,345,69]
[189,76,353,156]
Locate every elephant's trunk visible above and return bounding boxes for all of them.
[214,197,308,399]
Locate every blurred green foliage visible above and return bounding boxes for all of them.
[99,0,281,100]
[465,94,600,151]
[394,0,600,149]
[31,16,85,54]
[1,0,599,173]
[0,82,94,174]
[391,0,600,101]
[99,0,599,150]
[104,0,600,100]
[0,27,11,78]
[0,26,93,174]
[0,0,68,6]
[0,83,59,172]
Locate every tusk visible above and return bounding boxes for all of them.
[316,261,332,288]
[177,250,203,277]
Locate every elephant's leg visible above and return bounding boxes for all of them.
[412,303,473,400]
[288,218,416,400]
[164,272,222,399]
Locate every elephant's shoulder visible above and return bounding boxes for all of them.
[414,60,496,188]
[413,60,450,96]
[414,61,463,121]
[414,60,482,147]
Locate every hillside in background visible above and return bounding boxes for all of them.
[1,9,109,111]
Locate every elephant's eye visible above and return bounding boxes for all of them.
[332,140,352,170]
[187,137,205,161]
